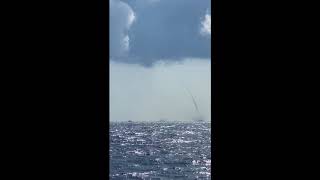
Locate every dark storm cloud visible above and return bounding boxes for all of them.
[116,0,211,65]
[109,1,212,121]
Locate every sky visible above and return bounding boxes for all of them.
[110,0,211,122]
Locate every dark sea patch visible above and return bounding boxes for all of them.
[110,122,211,180]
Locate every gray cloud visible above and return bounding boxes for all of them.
[115,0,211,65]
[110,0,135,58]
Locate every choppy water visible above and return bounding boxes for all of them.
[110,122,211,180]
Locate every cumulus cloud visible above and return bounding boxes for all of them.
[110,0,135,58]
[110,59,211,122]
[200,11,211,37]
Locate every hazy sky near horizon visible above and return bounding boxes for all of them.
[110,0,211,121]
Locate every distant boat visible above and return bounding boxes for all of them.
[158,119,167,123]
[193,117,205,123]
[195,119,205,123]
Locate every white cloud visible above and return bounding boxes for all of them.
[127,9,136,28]
[110,59,211,122]
[200,11,211,37]
[110,0,136,57]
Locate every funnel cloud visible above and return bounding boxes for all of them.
[110,59,211,122]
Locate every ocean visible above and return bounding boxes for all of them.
[110,122,211,179]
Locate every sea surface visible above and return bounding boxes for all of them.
[110,122,211,180]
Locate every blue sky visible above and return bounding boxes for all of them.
[110,0,211,121]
